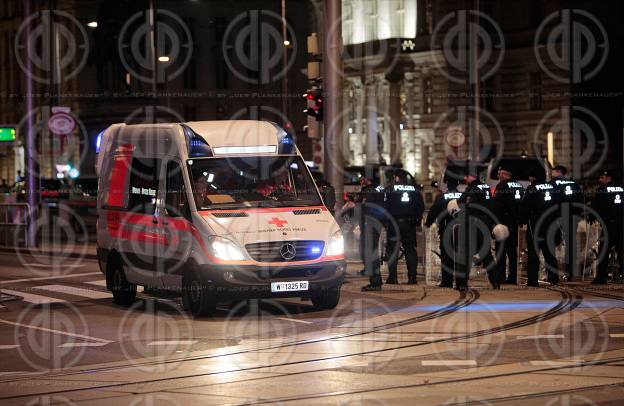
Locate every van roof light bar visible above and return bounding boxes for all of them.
[212,145,277,155]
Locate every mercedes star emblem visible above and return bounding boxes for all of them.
[279,243,296,261]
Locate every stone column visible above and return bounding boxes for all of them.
[352,78,365,166]
[386,72,403,166]
[404,73,417,175]
[365,73,379,165]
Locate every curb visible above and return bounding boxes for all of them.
[0,246,98,261]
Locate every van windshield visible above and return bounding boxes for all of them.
[188,156,322,209]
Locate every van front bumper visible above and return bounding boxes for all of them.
[198,260,346,300]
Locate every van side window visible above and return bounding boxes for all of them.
[165,161,188,218]
[128,157,161,214]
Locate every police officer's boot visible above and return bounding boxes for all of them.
[362,275,382,291]
[385,274,399,284]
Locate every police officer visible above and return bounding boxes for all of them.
[384,171,425,285]
[521,170,559,286]
[550,165,583,280]
[454,167,500,291]
[426,180,462,288]
[359,177,386,291]
[590,170,624,284]
[493,166,524,284]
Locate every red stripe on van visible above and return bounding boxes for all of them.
[104,209,342,265]
[107,144,134,207]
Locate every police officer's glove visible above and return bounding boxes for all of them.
[492,224,510,241]
[447,199,460,216]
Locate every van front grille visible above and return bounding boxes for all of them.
[245,240,324,262]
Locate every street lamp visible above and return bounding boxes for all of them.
[87,21,98,28]
[158,56,170,109]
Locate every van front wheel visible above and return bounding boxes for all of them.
[311,288,341,310]
[182,267,215,317]
[108,262,136,307]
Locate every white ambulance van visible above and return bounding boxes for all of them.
[95,120,345,316]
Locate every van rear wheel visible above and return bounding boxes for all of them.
[108,262,136,306]
[311,288,341,310]
[182,267,215,317]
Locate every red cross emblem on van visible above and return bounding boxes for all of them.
[268,217,288,228]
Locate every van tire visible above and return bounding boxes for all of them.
[108,261,137,307]
[311,288,341,310]
[182,266,215,317]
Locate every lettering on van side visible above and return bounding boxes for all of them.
[131,186,156,196]
[235,227,307,234]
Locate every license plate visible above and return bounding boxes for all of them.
[271,281,309,293]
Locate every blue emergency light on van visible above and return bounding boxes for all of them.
[310,245,322,255]
[95,130,104,153]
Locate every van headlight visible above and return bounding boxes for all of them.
[209,237,246,261]
[326,230,344,256]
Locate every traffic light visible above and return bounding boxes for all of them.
[303,89,323,121]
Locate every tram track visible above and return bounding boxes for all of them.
[0,287,583,401]
[569,286,624,302]
[247,354,624,405]
[0,289,479,385]
[447,382,624,405]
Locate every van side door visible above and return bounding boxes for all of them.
[157,159,194,290]
[123,156,164,287]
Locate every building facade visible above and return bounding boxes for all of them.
[339,0,623,183]
[0,0,313,181]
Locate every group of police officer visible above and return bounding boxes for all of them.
[351,164,623,292]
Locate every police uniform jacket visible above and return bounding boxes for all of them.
[458,180,494,228]
[493,179,524,227]
[426,188,462,233]
[550,176,583,216]
[591,181,624,226]
[521,180,555,227]
[359,183,386,220]
[385,183,425,224]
